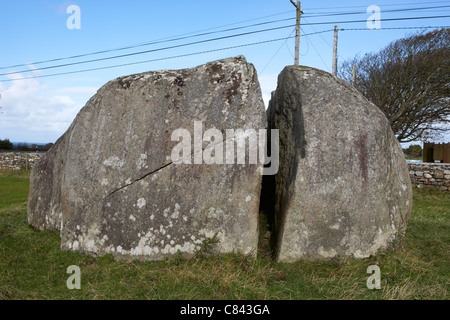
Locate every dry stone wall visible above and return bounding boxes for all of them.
[0,152,43,170]
[408,163,450,191]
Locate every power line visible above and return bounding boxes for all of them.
[1,25,447,83]
[301,14,450,26]
[0,24,296,76]
[340,26,450,31]
[306,1,450,11]
[175,9,292,33]
[302,28,331,72]
[1,4,448,72]
[2,15,448,78]
[260,28,296,75]
[304,5,450,18]
[1,5,448,73]
[0,34,301,82]
[302,17,334,50]
[1,30,346,82]
[0,17,295,71]
[0,21,294,72]
[303,16,346,73]
[287,40,297,59]
[299,30,310,57]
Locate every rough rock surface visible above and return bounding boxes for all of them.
[28,56,266,260]
[267,66,413,262]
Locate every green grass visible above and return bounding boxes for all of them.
[0,170,30,208]
[0,170,448,300]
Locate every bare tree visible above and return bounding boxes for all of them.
[339,28,450,143]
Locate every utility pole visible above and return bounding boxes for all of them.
[290,0,303,65]
[352,64,357,87]
[332,26,338,76]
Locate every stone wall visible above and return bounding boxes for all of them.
[0,152,43,170]
[408,163,450,191]
[2,152,449,192]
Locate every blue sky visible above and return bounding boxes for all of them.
[0,0,449,144]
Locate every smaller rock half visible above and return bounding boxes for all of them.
[268,66,413,262]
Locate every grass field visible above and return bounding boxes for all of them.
[0,169,448,300]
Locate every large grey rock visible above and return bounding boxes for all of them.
[28,56,266,260]
[268,66,412,262]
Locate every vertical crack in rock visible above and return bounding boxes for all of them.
[265,69,307,260]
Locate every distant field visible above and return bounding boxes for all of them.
[0,170,448,300]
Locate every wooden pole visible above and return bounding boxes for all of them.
[290,1,303,65]
[332,26,338,76]
[352,64,356,86]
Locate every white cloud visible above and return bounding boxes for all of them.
[26,63,42,75]
[0,74,82,142]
